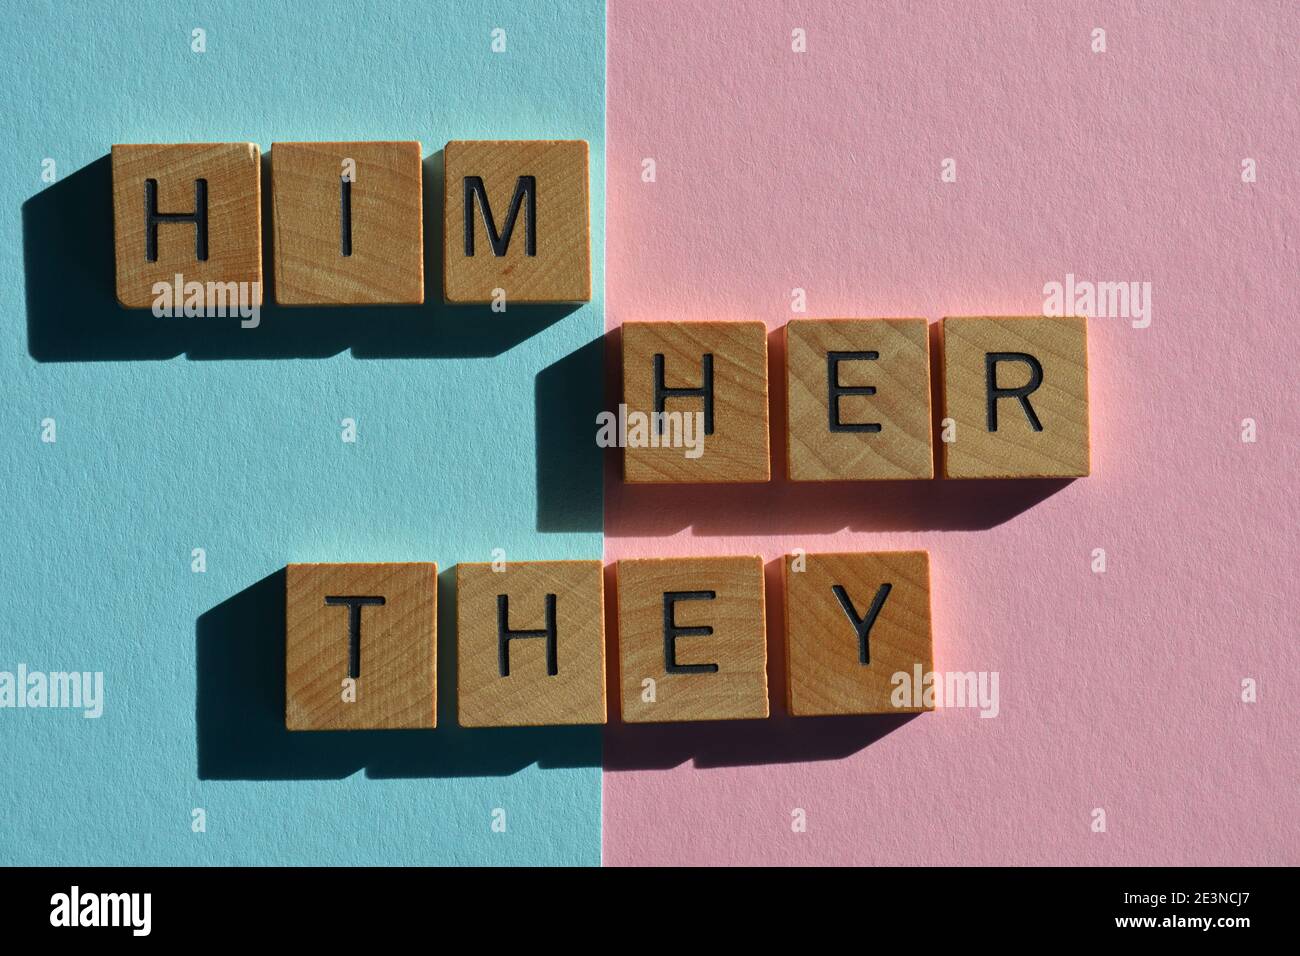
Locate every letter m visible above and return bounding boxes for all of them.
[464,175,536,257]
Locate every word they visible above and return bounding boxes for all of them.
[111,139,591,308]
[285,553,934,730]
[616,316,1090,481]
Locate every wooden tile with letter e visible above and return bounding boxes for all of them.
[271,141,423,304]
[285,562,437,730]
[784,551,933,716]
[456,560,606,727]
[941,316,1090,478]
[617,556,768,723]
[442,139,590,304]
[621,321,770,483]
[112,143,262,309]
[785,318,933,480]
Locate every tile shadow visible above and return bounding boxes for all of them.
[535,335,605,533]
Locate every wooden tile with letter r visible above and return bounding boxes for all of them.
[272,141,423,305]
[941,316,1090,478]
[442,139,590,304]
[784,551,933,716]
[621,321,770,483]
[785,318,934,480]
[456,560,606,727]
[111,143,262,309]
[285,562,437,730]
[617,556,769,723]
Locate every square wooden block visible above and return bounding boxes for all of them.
[785,318,934,480]
[285,562,437,730]
[784,551,933,716]
[617,556,768,723]
[442,140,590,303]
[941,316,1090,478]
[456,560,606,727]
[271,141,423,305]
[621,321,770,483]
[112,143,262,309]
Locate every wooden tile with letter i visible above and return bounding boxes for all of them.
[112,143,262,309]
[271,141,423,304]
[785,318,934,480]
[442,139,590,303]
[617,556,768,723]
[783,551,933,716]
[285,563,437,730]
[621,321,770,483]
[456,560,606,727]
[941,316,1090,478]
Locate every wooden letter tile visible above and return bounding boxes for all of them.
[784,551,933,716]
[271,141,423,305]
[285,562,437,730]
[617,556,768,723]
[456,560,606,727]
[112,143,262,309]
[941,316,1090,478]
[621,321,770,483]
[442,140,590,303]
[785,318,933,480]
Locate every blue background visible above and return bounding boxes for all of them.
[1,0,605,865]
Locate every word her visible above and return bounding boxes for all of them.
[111,139,591,309]
[620,316,1090,482]
[284,553,934,730]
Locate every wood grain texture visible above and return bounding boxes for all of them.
[617,556,769,723]
[784,551,933,716]
[941,316,1091,478]
[112,143,262,309]
[622,321,770,483]
[442,139,590,303]
[285,563,437,730]
[456,560,606,727]
[271,141,423,305]
[785,318,934,480]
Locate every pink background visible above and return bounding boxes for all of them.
[602,1,1299,864]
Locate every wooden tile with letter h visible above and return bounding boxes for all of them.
[442,139,590,304]
[783,551,933,716]
[271,141,423,304]
[621,321,770,483]
[617,556,769,723]
[456,560,606,727]
[785,318,934,480]
[285,563,437,730]
[112,143,262,309]
[941,316,1090,478]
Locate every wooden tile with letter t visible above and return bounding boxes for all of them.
[456,560,606,727]
[285,563,437,730]
[785,318,934,480]
[621,321,770,483]
[442,140,590,304]
[942,316,1090,478]
[783,551,933,716]
[111,143,262,309]
[271,141,423,305]
[617,556,769,723]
